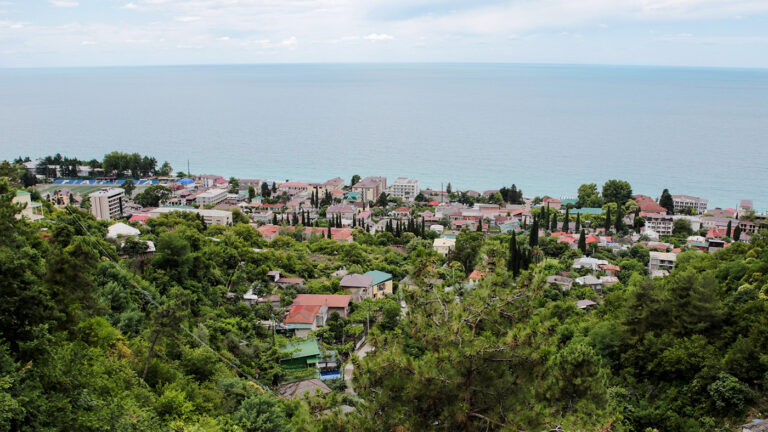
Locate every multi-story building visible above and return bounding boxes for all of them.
[389,177,420,201]
[672,195,708,214]
[648,251,677,272]
[149,206,233,225]
[352,176,387,202]
[196,188,227,206]
[90,188,125,220]
[13,190,44,221]
[643,213,674,236]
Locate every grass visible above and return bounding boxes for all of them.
[35,183,149,197]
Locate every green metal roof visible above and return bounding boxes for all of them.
[364,270,392,285]
[561,198,578,205]
[571,208,604,214]
[15,190,30,196]
[280,338,321,360]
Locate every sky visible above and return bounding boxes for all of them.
[0,0,767,68]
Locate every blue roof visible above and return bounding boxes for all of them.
[364,270,392,285]
[178,178,194,185]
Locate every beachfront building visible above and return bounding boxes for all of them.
[90,188,125,220]
[672,195,708,214]
[389,177,420,202]
[196,188,227,206]
[352,176,387,202]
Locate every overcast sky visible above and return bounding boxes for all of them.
[1,0,767,68]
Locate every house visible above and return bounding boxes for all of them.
[275,277,305,288]
[600,276,619,287]
[280,182,310,195]
[599,264,620,276]
[707,239,726,253]
[148,206,233,225]
[364,270,393,299]
[742,420,768,432]
[575,299,597,309]
[433,238,456,256]
[541,197,561,210]
[649,251,677,272]
[672,195,708,214]
[546,275,573,291]
[467,270,485,285]
[352,176,387,202]
[279,339,321,369]
[633,195,667,214]
[12,190,44,221]
[738,200,754,219]
[284,305,327,337]
[393,206,410,218]
[575,275,603,293]
[197,174,223,188]
[326,204,356,221]
[339,274,374,302]
[277,379,331,399]
[292,294,351,317]
[324,177,345,191]
[572,257,609,271]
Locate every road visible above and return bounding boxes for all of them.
[344,340,373,394]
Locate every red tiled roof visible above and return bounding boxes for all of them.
[395,207,410,213]
[634,195,667,213]
[129,214,151,224]
[428,201,439,206]
[293,294,351,308]
[284,305,320,324]
[600,264,620,271]
[468,270,485,280]
[277,277,305,285]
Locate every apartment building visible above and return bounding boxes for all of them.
[389,177,420,201]
[643,213,674,236]
[672,195,708,214]
[196,188,227,206]
[90,188,125,220]
[648,251,677,272]
[352,176,387,202]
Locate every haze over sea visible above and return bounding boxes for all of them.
[1,63,767,209]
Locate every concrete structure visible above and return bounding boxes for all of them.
[89,188,125,220]
[12,190,44,221]
[352,176,387,202]
[644,213,674,236]
[149,206,232,225]
[672,195,708,214]
[197,174,223,188]
[106,222,140,239]
[339,274,374,302]
[195,188,227,206]
[546,275,573,291]
[649,251,677,272]
[433,237,456,256]
[389,177,420,202]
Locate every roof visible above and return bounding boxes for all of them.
[276,277,305,285]
[280,338,321,360]
[15,190,30,196]
[277,379,331,399]
[599,264,621,271]
[352,176,386,188]
[364,270,392,285]
[395,206,410,213]
[650,251,677,261]
[633,195,667,213]
[106,222,140,239]
[575,275,601,285]
[468,270,485,280]
[293,294,350,309]
[575,299,597,309]
[129,214,151,223]
[340,274,374,288]
[284,305,321,324]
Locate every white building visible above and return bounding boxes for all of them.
[672,195,708,214]
[433,238,456,256]
[196,189,227,206]
[648,251,677,272]
[90,188,125,220]
[389,177,420,202]
[149,206,233,225]
[644,213,674,236]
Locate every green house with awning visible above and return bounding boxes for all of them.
[279,338,321,370]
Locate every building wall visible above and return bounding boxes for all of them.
[371,280,393,299]
[90,189,125,220]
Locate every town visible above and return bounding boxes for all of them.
[3,152,768,431]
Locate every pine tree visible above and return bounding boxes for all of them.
[734,225,742,241]
[563,207,570,233]
[578,230,587,253]
[660,188,674,214]
[726,220,732,238]
[604,207,612,232]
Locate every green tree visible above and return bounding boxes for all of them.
[733,225,742,241]
[725,220,732,238]
[122,179,136,197]
[248,185,256,203]
[578,230,587,253]
[350,174,361,187]
[233,394,290,432]
[602,179,632,206]
[133,185,172,207]
[577,183,603,208]
[562,207,569,233]
[604,206,612,232]
[158,161,172,176]
[672,218,692,236]
[376,192,388,208]
[659,188,674,214]
[454,230,484,275]
[261,182,271,198]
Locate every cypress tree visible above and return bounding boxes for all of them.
[529,216,539,248]
[604,207,612,232]
[578,230,587,253]
[551,212,558,232]
[734,225,742,242]
[575,212,581,232]
[272,213,278,225]
[352,216,356,227]
[421,218,426,236]
[563,208,570,233]
[327,223,332,239]
[508,231,519,276]
[615,206,624,233]
[292,212,298,226]
[477,219,483,232]
[726,220,732,238]
[660,188,674,214]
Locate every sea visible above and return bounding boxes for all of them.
[1,63,767,209]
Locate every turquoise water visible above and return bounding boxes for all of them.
[1,63,767,208]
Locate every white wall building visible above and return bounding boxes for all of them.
[90,188,125,220]
[672,195,708,214]
[649,251,677,272]
[389,177,420,201]
[149,206,233,225]
[196,188,227,206]
[644,213,674,236]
